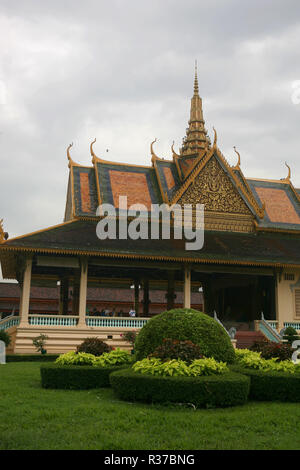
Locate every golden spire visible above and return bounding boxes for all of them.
[181,62,209,156]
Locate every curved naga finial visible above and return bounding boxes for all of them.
[67,143,74,168]
[150,138,158,161]
[285,161,291,181]
[0,219,8,243]
[233,146,241,169]
[171,140,180,158]
[213,127,217,147]
[90,138,97,162]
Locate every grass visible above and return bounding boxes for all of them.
[1,362,300,450]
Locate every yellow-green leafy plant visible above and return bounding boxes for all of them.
[94,348,132,367]
[188,358,228,376]
[235,348,300,374]
[55,351,96,366]
[132,357,229,377]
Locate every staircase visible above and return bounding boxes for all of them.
[235,331,266,349]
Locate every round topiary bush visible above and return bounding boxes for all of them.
[134,308,236,364]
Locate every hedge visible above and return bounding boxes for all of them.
[232,366,300,402]
[109,368,250,408]
[40,364,128,389]
[134,308,236,364]
[7,354,59,363]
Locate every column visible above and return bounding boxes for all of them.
[19,257,33,327]
[59,277,69,316]
[142,279,150,317]
[72,279,80,315]
[134,280,140,316]
[166,271,176,310]
[78,258,88,327]
[183,265,191,309]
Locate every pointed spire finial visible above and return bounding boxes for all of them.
[194,59,199,96]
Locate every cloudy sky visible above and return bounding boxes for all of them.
[1,0,300,242]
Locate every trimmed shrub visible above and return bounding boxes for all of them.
[77,337,112,356]
[250,341,293,361]
[109,368,250,408]
[232,365,300,402]
[0,330,11,346]
[6,354,59,362]
[134,308,235,363]
[150,338,203,364]
[40,363,127,389]
[283,327,300,345]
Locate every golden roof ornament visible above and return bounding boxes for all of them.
[171,141,180,158]
[90,138,97,163]
[233,146,241,170]
[150,138,158,162]
[213,127,217,148]
[66,143,74,168]
[0,219,8,243]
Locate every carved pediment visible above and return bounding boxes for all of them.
[178,156,252,216]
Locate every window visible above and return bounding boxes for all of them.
[285,273,295,281]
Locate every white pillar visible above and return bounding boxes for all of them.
[183,265,191,309]
[78,258,88,327]
[19,257,33,327]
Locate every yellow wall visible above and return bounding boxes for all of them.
[276,270,300,328]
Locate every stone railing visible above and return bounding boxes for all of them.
[85,316,149,329]
[266,320,278,330]
[283,322,300,331]
[29,315,79,326]
[0,314,149,330]
[0,316,20,331]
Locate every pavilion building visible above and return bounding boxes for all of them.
[1,68,300,353]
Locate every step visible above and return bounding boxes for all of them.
[235,331,265,349]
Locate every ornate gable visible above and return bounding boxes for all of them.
[178,156,252,215]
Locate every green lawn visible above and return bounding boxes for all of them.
[0,362,300,450]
